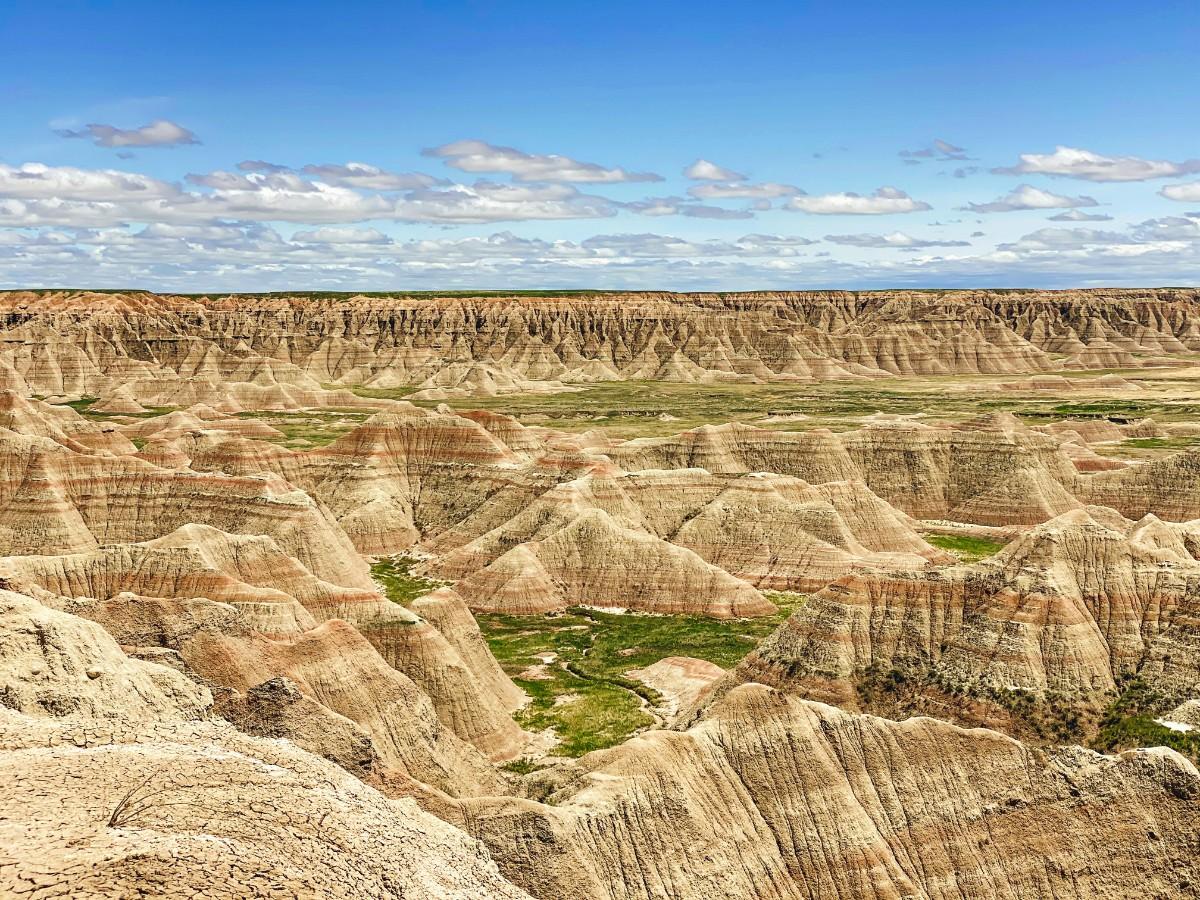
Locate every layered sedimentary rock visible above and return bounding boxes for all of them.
[720,507,1200,730]
[0,404,531,765]
[435,468,945,597]
[177,410,946,612]
[0,588,530,899]
[0,429,372,590]
[47,589,508,794]
[463,684,1200,900]
[0,589,211,722]
[0,524,375,633]
[8,578,1197,900]
[7,288,1200,397]
[4,289,1200,898]
[454,508,774,617]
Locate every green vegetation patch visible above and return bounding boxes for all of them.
[477,595,804,756]
[64,397,98,413]
[65,397,178,420]
[1093,678,1200,761]
[924,533,1008,563]
[236,409,370,449]
[349,371,1200,438]
[371,556,445,605]
[500,757,549,776]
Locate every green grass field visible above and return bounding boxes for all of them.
[1092,678,1200,761]
[232,409,371,448]
[924,533,1009,563]
[349,373,1200,438]
[477,594,804,757]
[371,557,445,605]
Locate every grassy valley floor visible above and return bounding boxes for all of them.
[477,597,805,758]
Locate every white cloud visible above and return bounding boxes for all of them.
[292,226,392,244]
[785,187,931,215]
[423,139,662,183]
[684,159,747,181]
[299,162,438,191]
[1130,216,1200,242]
[680,204,754,220]
[394,181,617,223]
[1161,181,1200,202]
[824,231,970,249]
[966,184,1099,213]
[57,119,199,148]
[238,160,290,173]
[1000,227,1130,250]
[994,145,1200,182]
[687,181,800,200]
[0,162,620,227]
[732,234,818,251]
[5,219,1200,292]
[185,170,319,192]
[622,196,683,217]
[0,163,180,202]
[624,195,754,219]
[1047,209,1113,222]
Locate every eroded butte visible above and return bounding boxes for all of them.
[2,288,1200,899]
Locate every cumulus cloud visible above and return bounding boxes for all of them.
[622,196,683,217]
[1047,209,1114,222]
[687,181,800,200]
[684,159,747,181]
[624,196,754,219]
[785,187,931,215]
[680,204,754,220]
[291,226,392,244]
[393,181,618,224]
[299,162,438,191]
[237,160,291,173]
[185,170,318,192]
[732,234,819,251]
[965,184,1099,213]
[994,146,1200,182]
[0,163,180,201]
[824,231,970,249]
[899,139,968,162]
[1161,182,1200,202]
[577,232,817,258]
[6,218,1200,293]
[423,139,662,183]
[998,227,1130,251]
[1130,216,1200,242]
[0,161,619,227]
[56,119,200,148]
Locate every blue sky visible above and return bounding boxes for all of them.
[1,0,1198,290]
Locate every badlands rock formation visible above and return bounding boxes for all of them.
[5,288,1200,398]
[2,289,1200,898]
[0,588,531,899]
[717,507,1200,735]
[463,685,1200,900]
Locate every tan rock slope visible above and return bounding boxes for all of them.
[0,587,531,899]
[6,288,1200,398]
[5,582,1199,900]
[717,507,1200,735]
[462,685,1200,900]
[4,290,1200,898]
